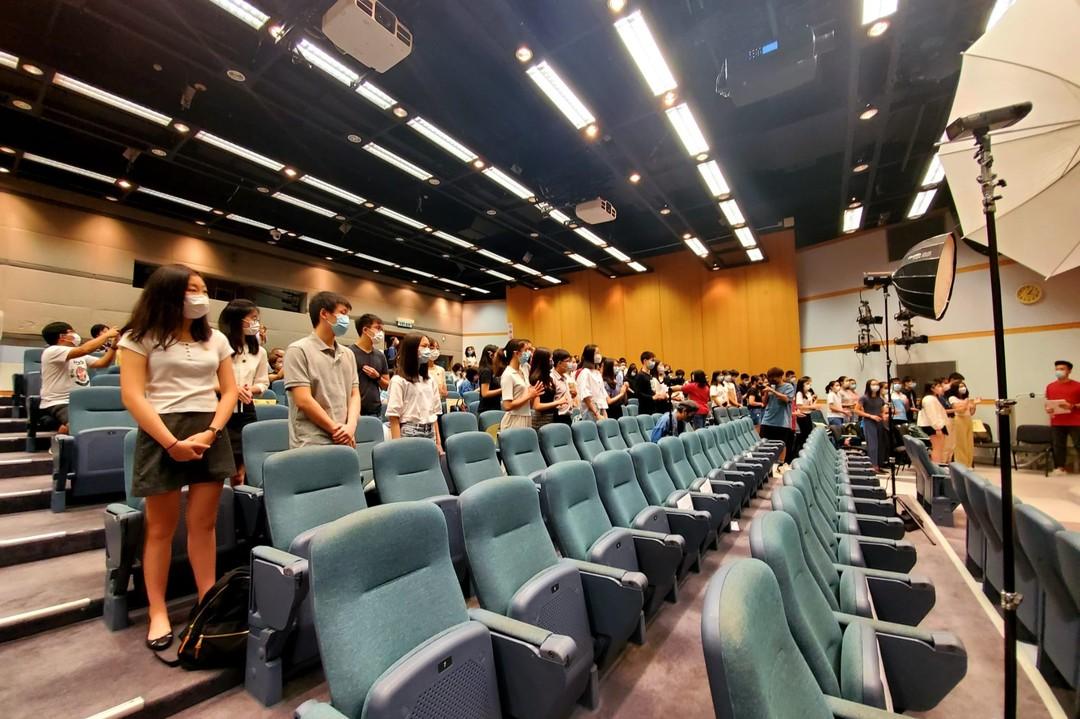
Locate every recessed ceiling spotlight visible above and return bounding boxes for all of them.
[423,227,434,233]
[460,292,466,296]
[567,222,578,229]
[529,232,539,238]
[486,209,497,216]
[346,133,363,144]
[116,178,133,190]
[172,121,190,133]
[268,23,285,40]
[195,220,207,226]
[682,232,692,240]
[150,148,168,157]
[0,146,15,154]
[695,152,709,162]
[628,172,641,184]
[392,106,408,118]
[22,63,44,76]
[287,231,297,237]
[12,100,33,111]
[515,46,533,63]
[853,162,870,173]
[325,256,333,261]
[363,201,376,208]
[226,69,247,82]
[395,237,405,242]
[659,206,671,216]
[662,91,678,108]
[0,167,9,174]
[584,123,599,140]
[859,104,878,120]
[256,185,270,194]
[472,159,485,169]
[441,253,450,258]
[607,0,627,12]
[427,177,440,185]
[411,279,418,284]
[849,200,862,209]
[207,209,223,216]
[106,195,118,201]
[334,214,347,221]
[867,20,890,37]
[609,274,617,279]
[283,167,298,178]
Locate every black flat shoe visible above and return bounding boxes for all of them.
[146,631,174,651]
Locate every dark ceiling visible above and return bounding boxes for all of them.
[0,0,991,299]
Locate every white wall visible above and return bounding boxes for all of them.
[798,228,1080,428]
[461,300,509,355]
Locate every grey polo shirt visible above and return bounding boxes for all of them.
[284,332,359,448]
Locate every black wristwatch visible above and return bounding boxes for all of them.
[208,426,223,443]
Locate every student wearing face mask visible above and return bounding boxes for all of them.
[499,338,544,430]
[118,264,239,651]
[283,292,360,449]
[651,361,672,413]
[425,340,449,400]
[838,376,860,423]
[477,344,502,413]
[576,344,609,421]
[887,379,910,424]
[1046,360,1080,474]
[793,376,816,456]
[945,380,978,466]
[825,379,846,428]
[603,358,631,421]
[386,333,444,451]
[39,321,119,434]
[631,351,659,415]
[550,349,574,425]
[917,379,950,464]
[855,379,889,472]
[463,345,479,369]
[349,314,390,418]
[218,299,270,485]
[530,347,569,428]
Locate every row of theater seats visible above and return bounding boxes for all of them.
[702,428,970,718]
[102,413,781,712]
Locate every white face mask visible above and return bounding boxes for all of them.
[1056,369,1068,379]
[870,384,881,393]
[243,320,260,336]
[67,332,82,346]
[183,293,210,319]
[429,348,440,361]
[594,352,603,365]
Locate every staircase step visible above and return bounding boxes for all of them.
[173,671,329,718]
[0,475,51,514]
[0,418,27,433]
[0,454,52,479]
[0,432,51,453]
[0,549,105,643]
[0,407,17,419]
[0,396,13,407]
[0,505,105,567]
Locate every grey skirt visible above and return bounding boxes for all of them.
[132,412,236,497]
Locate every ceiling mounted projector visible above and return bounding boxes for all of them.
[322,0,412,74]
[575,198,617,225]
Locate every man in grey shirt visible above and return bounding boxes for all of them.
[284,291,361,448]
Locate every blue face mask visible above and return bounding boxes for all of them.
[330,313,350,337]
[419,348,434,362]
[520,350,532,364]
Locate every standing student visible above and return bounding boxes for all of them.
[386,333,444,451]
[602,358,630,420]
[681,370,711,429]
[888,379,911,424]
[946,379,978,467]
[218,299,270,485]
[39,321,119,433]
[530,347,567,428]
[1046,360,1080,474]
[550,349,574,425]
[745,379,765,427]
[793,376,816,457]
[477,344,502,413]
[839,376,860,423]
[709,371,727,409]
[632,351,660,415]
[117,264,238,651]
[463,345,479,369]
[385,336,399,364]
[826,380,846,428]
[651,363,672,413]
[576,344,608,421]
[283,292,360,448]
[349,313,390,417]
[500,338,543,430]
[759,367,795,465]
[917,379,950,464]
[426,340,449,399]
[855,379,888,472]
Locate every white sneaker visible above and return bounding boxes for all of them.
[1049,467,1068,476]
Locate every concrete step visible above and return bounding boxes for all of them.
[0,504,105,567]
[0,454,52,479]
[0,418,28,433]
[0,475,51,514]
[0,432,51,453]
[0,549,105,643]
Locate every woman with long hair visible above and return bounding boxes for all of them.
[463,345,479,369]
[651,361,671,413]
[499,338,543,430]
[855,378,888,472]
[386,333,444,452]
[602,358,630,420]
[477,343,502,413]
[218,299,269,485]
[576,344,607,421]
[945,379,977,466]
[530,347,567,428]
[917,379,950,463]
[681,370,711,429]
[792,376,816,457]
[118,264,238,651]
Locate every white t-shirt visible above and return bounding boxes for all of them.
[501,365,531,417]
[576,368,608,410]
[231,344,270,394]
[709,383,725,407]
[40,344,92,409]
[118,329,233,414]
[827,391,846,419]
[386,374,442,424]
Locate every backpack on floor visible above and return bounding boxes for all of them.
[172,566,250,670]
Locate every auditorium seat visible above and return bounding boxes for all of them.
[88,373,121,386]
[702,559,915,719]
[22,371,46,451]
[11,347,43,420]
[659,435,744,514]
[749,512,966,712]
[711,407,729,425]
[446,431,503,492]
[596,419,629,451]
[538,423,581,465]
[790,457,894,517]
[353,416,384,491]
[460,476,646,675]
[983,484,1040,637]
[461,389,480,406]
[680,431,755,506]
[623,404,639,417]
[234,418,290,538]
[571,420,605,461]
[701,425,768,492]
[51,386,136,512]
[947,464,986,576]
[618,416,647,447]
[270,379,286,405]
[769,485,932,625]
[904,437,959,526]
[962,471,1002,598]
[254,403,288,421]
[440,410,478,439]
[542,459,681,619]
[784,469,904,540]
[499,427,548,482]
[468,400,480,415]
[635,414,655,438]
[247,445,367,705]
[259,388,276,402]
[479,410,505,431]
[1051,530,1080,695]
[629,442,727,549]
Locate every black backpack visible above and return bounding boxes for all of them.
[168,566,250,670]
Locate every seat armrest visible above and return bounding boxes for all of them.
[52,434,75,492]
[250,545,308,632]
[233,484,265,541]
[836,534,917,574]
[568,558,647,657]
[294,700,349,719]
[629,528,683,549]
[630,505,672,534]
[585,527,639,573]
[468,608,571,665]
[568,558,648,592]
[834,612,935,643]
[826,696,905,719]
[835,564,935,626]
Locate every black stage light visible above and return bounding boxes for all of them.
[891,232,957,320]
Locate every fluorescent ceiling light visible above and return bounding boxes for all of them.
[300,234,347,252]
[226,213,274,230]
[628,261,648,273]
[734,226,757,249]
[573,227,606,247]
[296,38,359,86]
[482,166,534,200]
[525,61,596,129]
[400,266,435,278]
[363,143,432,180]
[718,199,745,226]
[432,230,474,248]
[355,81,396,110]
[842,205,864,233]
[541,275,562,284]
[439,277,469,288]
[195,131,284,171]
[513,263,543,276]
[273,191,336,217]
[604,246,631,262]
[137,187,213,212]
[52,73,171,126]
[477,248,512,264]
[985,0,1016,31]
[614,10,677,96]
[747,248,764,262]
[919,154,945,188]
[470,287,491,294]
[684,237,709,258]
[696,160,731,197]
[298,175,366,206]
[567,253,597,268]
[861,0,898,25]
[548,209,572,225]
[22,153,117,183]
[354,251,395,266]
[374,205,427,230]
[907,188,937,219]
[665,103,709,157]
[485,268,515,281]
[0,50,20,69]
[205,0,269,29]
[406,117,477,162]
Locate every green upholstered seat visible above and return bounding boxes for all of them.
[242,419,289,489]
[539,422,582,464]
[498,428,548,478]
[372,437,451,503]
[440,411,479,439]
[618,416,647,446]
[445,431,503,493]
[353,416,384,488]
[572,420,605,461]
[596,419,629,451]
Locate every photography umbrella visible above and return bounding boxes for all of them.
[937,0,1080,278]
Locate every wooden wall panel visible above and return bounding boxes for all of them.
[505,285,535,342]
[557,279,592,357]
[587,270,626,361]
[531,287,562,350]
[622,270,663,364]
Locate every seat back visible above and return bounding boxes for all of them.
[270,379,286,405]
[1015,424,1052,445]
[1056,531,1080,609]
[68,387,135,434]
[372,438,451,502]
[468,400,480,415]
[263,445,367,550]
[459,477,560,615]
[308,502,474,719]
[23,348,44,375]
[354,416,384,481]
[571,421,605,461]
[962,473,997,546]
[699,427,727,467]
[242,419,290,488]
[440,411,478,439]
[597,419,628,450]
[681,432,716,477]
[499,427,548,476]
[773,481,842,607]
[637,414,656,437]
[1014,503,1069,606]
[89,373,121,387]
[445,431,503,492]
[619,416,647,446]
[542,460,616,560]
[255,403,289,421]
[591,450,652,528]
[462,390,480,406]
[623,404,640,417]
[658,436,701,491]
[629,442,680,507]
[702,559,836,719]
[749,512,844,697]
[478,410,505,431]
[538,423,580,464]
